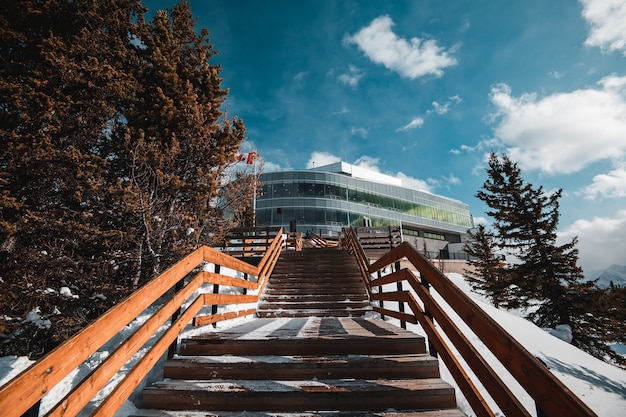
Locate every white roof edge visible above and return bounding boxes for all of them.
[310,161,403,187]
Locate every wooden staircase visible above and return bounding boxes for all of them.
[132,248,464,416]
[135,317,462,416]
[257,248,372,318]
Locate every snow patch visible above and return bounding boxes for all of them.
[544,324,574,343]
[59,286,79,299]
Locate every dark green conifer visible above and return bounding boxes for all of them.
[474,152,625,366]
[120,1,246,284]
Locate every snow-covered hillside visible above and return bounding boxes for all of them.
[1,272,625,416]
[431,273,626,416]
[596,264,626,288]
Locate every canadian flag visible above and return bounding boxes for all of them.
[237,152,256,164]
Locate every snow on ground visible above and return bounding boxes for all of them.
[1,268,625,416]
[383,272,626,417]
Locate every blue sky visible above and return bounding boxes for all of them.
[145,0,626,276]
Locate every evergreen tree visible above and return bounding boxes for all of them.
[476,154,582,312]
[0,0,143,356]
[119,0,246,284]
[0,0,250,357]
[463,224,512,308]
[474,153,625,366]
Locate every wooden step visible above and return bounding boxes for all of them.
[258,300,371,310]
[257,308,371,318]
[266,274,362,281]
[179,318,426,356]
[163,354,441,380]
[140,378,456,412]
[263,287,366,296]
[132,411,466,417]
[261,294,369,302]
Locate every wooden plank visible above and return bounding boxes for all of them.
[256,228,283,275]
[193,308,257,326]
[203,246,258,275]
[372,290,412,303]
[203,293,258,305]
[342,228,372,296]
[227,226,281,236]
[46,273,205,417]
[0,246,206,417]
[372,242,597,417]
[92,294,205,417]
[163,353,440,380]
[372,307,419,324]
[405,269,530,417]
[202,271,257,290]
[140,378,456,412]
[405,296,497,417]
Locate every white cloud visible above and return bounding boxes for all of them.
[353,155,381,172]
[262,161,283,172]
[445,173,461,186]
[489,75,626,174]
[344,15,457,79]
[350,127,368,138]
[338,65,365,87]
[559,210,626,273]
[293,71,308,88]
[548,70,564,79]
[333,106,351,115]
[306,151,341,168]
[581,0,626,55]
[397,116,424,132]
[428,95,462,115]
[472,216,490,227]
[306,152,433,192]
[580,166,626,199]
[396,172,433,192]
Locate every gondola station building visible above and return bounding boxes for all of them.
[256,161,474,259]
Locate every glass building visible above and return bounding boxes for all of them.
[256,162,473,246]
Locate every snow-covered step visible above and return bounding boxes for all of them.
[140,378,456,412]
[131,410,466,417]
[258,247,370,317]
[163,353,441,380]
[179,317,427,356]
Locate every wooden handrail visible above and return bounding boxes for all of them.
[340,227,597,417]
[0,228,284,417]
[342,226,372,296]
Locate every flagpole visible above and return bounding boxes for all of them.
[252,153,257,226]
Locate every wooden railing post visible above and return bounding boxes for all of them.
[167,276,186,359]
[22,401,40,417]
[377,270,385,320]
[212,264,221,328]
[420,273,437,358]
[395,260,406,329]
[535,357,549,417]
